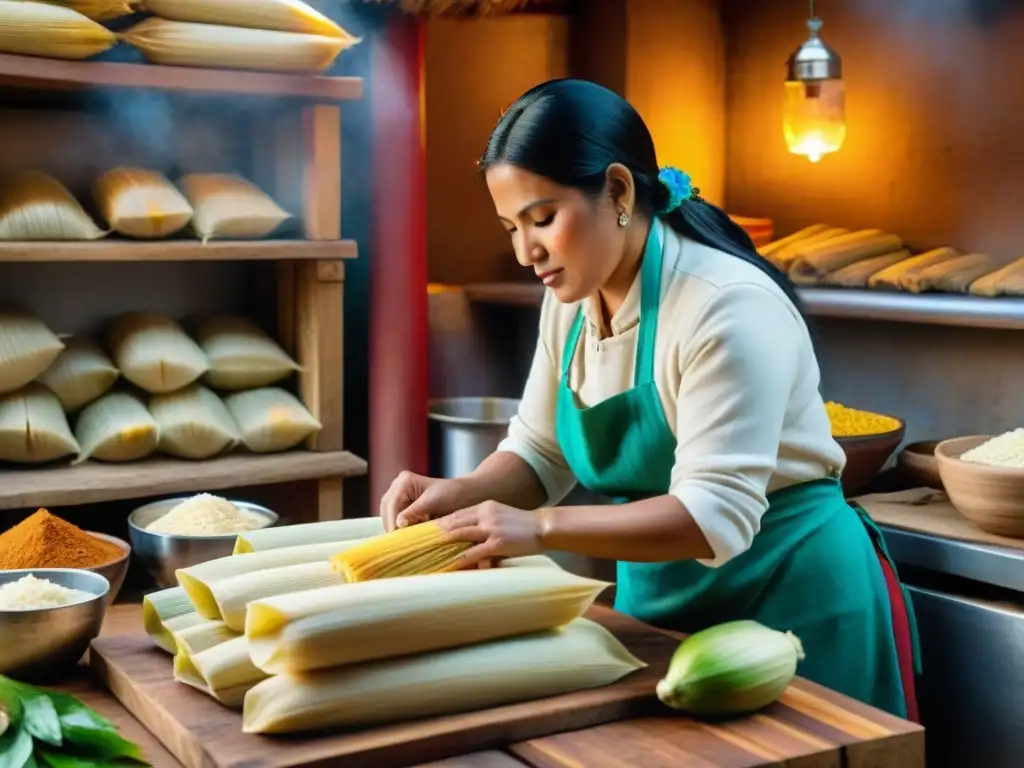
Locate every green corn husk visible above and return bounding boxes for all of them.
[655,620,805,716]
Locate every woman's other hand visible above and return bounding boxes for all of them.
[436,501,545,569]
[380,471,472,532]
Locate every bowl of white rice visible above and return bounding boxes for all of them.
[0,568,110,680]
[128,493,278,588]
[936,431,1024,537]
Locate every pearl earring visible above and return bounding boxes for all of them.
[618,212,630,227]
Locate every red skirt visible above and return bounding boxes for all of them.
[873,544,920,723]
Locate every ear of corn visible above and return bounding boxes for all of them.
[107,312,210,394]
[330,521,471,583]
[141,0,357,39]
[242,617,646,734]
[246,563,609,675]
[73,391,159,464]
[0,1,117,60]
[969,256,1024,297]
[822,249,910,288]
[234,517,385,554]
[757,223,831,260]
[123,18,354,74]
[789,230,902,285]
[223,387,320,453]
[0,383,80,463]
[867,247,959,292]
[213,561,343,632]
[142,586,197,654]
[913,252,1001,293]
[149,383,240,460]
[45,0,135,22]
[769,227,850,270]
[194,316,300,392]
[93,167,194,239]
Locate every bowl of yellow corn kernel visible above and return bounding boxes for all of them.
[826,402,906,495]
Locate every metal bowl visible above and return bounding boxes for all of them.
[83,531,131,605]
[0,568,110,681]
[127,497,279,589]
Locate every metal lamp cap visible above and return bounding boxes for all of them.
[786,18,842,82]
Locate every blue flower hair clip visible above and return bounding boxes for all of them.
[656,166,701,213]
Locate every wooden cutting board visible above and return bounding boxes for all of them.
[89,607,678,768]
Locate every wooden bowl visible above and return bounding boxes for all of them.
[935,435,1024,537]
[835,420,906,496]
[896,440,943,490]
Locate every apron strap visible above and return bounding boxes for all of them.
[561,310,585,381]
[635,222,663,387]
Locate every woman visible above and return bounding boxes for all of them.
[382,79,919,720]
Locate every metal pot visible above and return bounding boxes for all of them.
[428,397,520,478]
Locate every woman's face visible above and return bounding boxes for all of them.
[485,163,627,303]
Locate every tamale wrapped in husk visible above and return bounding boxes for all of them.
[37,337,119,412]
[910,252,1002,294]
[44,0,135,22]
[107,312,210,394]
[178,174,292,242]
[142,0,355,39]
[363,0,531,14]
[74,390,159,464]
[0,308,65,395]
[758,224,831,261]
[0,383,80,463]
[0,1,117,59]
[866,247,959,292]
[789,230,903,285]
[0,171,106,241]
[224,387,320,453]
[175,634,268,709]
[149,383,240,460]
[822,250,911,288]
[768,227,850,271]
[123,19,352,76]
[969,256,1024,297]
[93,167,194,239]
[194,316,299,391]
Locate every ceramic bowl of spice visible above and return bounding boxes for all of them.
[826,402,906,496]
[128,493,278,588]
[0,509,131,604]
[0,568,110,681]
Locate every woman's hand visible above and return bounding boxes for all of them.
[436,501,545,570]
[380,471,474,532]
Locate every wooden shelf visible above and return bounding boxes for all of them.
[0,451,367,510]
[0,239,358,263]
[0,53,364,101]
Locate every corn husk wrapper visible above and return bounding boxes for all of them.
[822,250,911,288]
[149,384,239,460]
[175,634,268,709]
[210,561,344,633]
[36,337,119,412]
[140,0,354,38]
[243,617,646,734]
[234,517,385,554]
[866,247,959,293]
[171,617,237,657]
[224,387,320,453]
[44,0,135,22]
[94,167,194,239]
[0,171,106,241]
[758,224,831,261]
[768,227,850,271]
[913,252,1002,294]
[142,586,198,654]
[107,312,209,394]
[178,174,291,243]
[0,1,117,60]
[0,308,65,396]
[123,19,352,76]
[0,383,79,463]
[968,256,1024,297]
[74,390,159,464]
[194,316,299,391]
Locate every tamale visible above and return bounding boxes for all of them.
[0,2,117,60]
[93,167,194,239]
[866,247,959,292]
[176,635,269,708]
[223,387,320,453]
[141,0,355,39]
[969,256,1024,297]
[37,337,119,412]
[789,231,903,285]
[0,383,79,463]
[758,224,831,260]
[0,307,65,395]
[234,517,385,554]
[194,315,299,391]
[107,311,210,394]
[170,618,237,657]
[74,390,159,464]
[0,171,106,241]
[123,19,351,75]
[212,561,343,632]
[149,384,240,460]
[178,174,291,242]
[330,521,470,582]
[246,564,609,674]
[243,618,646,734]
[769,227,850,271]
[43,0,135,22]
[822,250,911,288]
[911,252,1002,293]
[142,586,198,654]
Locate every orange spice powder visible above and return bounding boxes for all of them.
[0,509,122,570]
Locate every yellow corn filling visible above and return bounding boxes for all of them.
[330,521,471,582]
[826,401,901,438]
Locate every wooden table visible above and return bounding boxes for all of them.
[61,605,924,768]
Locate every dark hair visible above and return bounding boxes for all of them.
[479,78,805,317]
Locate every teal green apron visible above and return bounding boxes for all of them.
[554,225,915,718]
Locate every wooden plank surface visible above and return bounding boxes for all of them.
[0,451,367,510]
[0,53,364,100]
[89,608,678,768]
[0,240,358,263]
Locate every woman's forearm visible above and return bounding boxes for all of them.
[455,451,549,511]
[538,495,714,562]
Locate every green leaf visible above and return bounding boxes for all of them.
[14,688,60,748]
[0,724,33,768]
[44,696,115,735]
[0,678,23,730]
[38,751,141,768]
[54,714,144,764]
